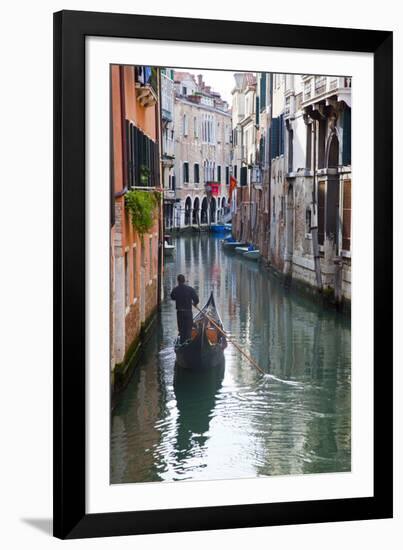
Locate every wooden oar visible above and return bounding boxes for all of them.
[193,304,266,376]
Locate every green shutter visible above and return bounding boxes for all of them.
[279,114,284,156]
[260,73,267,110]
[270,117,279,160]
[240,166,247,186]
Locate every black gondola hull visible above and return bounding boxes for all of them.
[174,292,226,370]
[174,331,225,370]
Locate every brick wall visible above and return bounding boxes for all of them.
[145,279,158,320]
[124,300,141,355]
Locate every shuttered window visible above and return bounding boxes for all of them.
[279,114,284,155]
[269,115,284,160]
[183,162,189,183]
[342,179,351,251]
[260,73,267,110]
[318,180,326,245]
[225,166,229,186]
[125,120,159,187]
[270,117,279,160]
[255,96,260,126]
[240,166,247,186]
[194,163,200,183]
[217,165,221,183]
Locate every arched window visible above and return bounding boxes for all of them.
[184,197,192,226]
[193,197,200,225]
[201,197,208,224]
[210,197,216,223]
[327,134,339,168]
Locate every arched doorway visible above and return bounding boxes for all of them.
[184,196,192,226]
[221,197,227,217]
[201,197,208,224]
[327,133,339,168]
[325,132,340,247]
[192,197,200,225]
[284,183,294,276]
[210,197,216,224]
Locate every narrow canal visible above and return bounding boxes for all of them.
[111,233,351,484]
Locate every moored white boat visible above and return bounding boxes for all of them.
[222,240,246,250]
[243,249,260,261]
[235,246,249,255]
[164,240,176,256]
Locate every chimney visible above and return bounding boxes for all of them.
[197,74,204,88]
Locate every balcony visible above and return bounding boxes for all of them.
[164,188,176,201]
[304,80,312,101]
[162,134,175,159]
[285,96,291,116]
[135,66,158,107]
[301,75,352,108]
[314,76,327,95]
[161,108,173,122]
[251,165,262,185]
[162,154,174,167]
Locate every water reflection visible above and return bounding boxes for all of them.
[111,234,351,483]
[172,365,224,478]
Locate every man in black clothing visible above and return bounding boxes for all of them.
[170,274,199,343]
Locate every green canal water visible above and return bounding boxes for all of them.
[111,233,351,483]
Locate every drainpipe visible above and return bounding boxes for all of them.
[249,165,252,244]
[267,74,273,262]
[240,127,244,243]
[311,119,323,290]
[156,68,163,304]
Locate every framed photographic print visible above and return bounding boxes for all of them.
[53,10,393,539]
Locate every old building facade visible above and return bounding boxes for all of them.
[283,74,352,302]
[172,72,232,229]
[110,65,163,392]
[160,68,176,230]
[231,73,258,243]
[234,71,352,305]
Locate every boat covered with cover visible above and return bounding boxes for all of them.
[174,292,226,369]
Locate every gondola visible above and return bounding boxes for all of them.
[174,292,226,370]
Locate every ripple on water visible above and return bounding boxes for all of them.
[111,234,351,484]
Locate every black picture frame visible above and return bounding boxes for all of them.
[53,9,393,540]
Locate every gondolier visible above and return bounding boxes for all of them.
[174,291,226,369]
[170,274,199,343]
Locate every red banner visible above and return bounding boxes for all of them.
[211,183,220,196]
[229,176,237,203]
